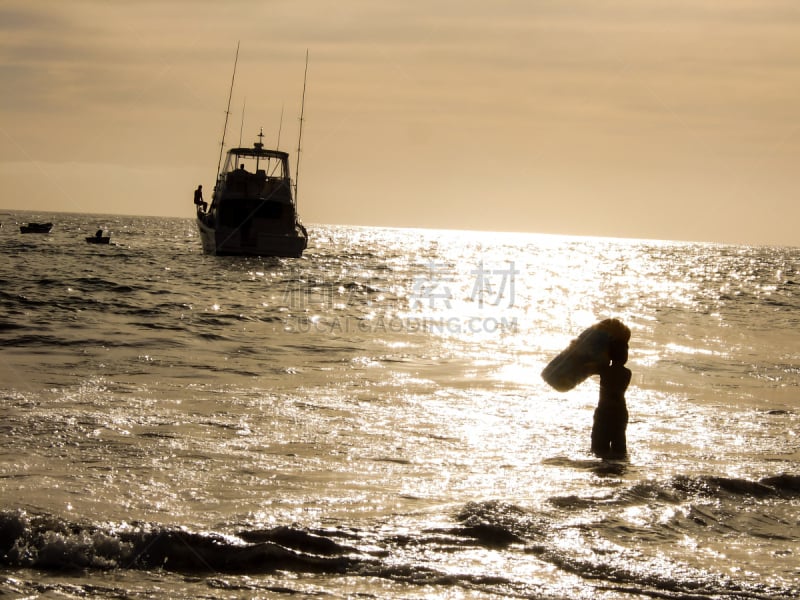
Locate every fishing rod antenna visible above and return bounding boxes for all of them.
[215,41,240,184]
[294,49,309,207]
[238,97,246,148]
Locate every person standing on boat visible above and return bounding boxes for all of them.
[194,185,207,212]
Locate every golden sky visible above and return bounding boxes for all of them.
[1,1,798,245]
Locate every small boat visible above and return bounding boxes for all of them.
[86,229,110,244]
[196,45,308,258]
[20,222,53,234]
[86,236,111,244]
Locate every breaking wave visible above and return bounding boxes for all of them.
[2,471,798,598]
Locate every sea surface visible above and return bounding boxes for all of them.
[0,211,798,599]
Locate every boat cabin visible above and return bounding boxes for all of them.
[205,133,298,236]
[216,136,292,198]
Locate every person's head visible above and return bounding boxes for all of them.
[197,184,202,189]
[609,339,628,366]
[596,318,630,366]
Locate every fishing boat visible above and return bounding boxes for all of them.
[86,230,111,244]
[196,131,308,257]
[20,222,53,234]
[196,45,309,258]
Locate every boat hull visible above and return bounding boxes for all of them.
[20,222,53,234]
[197,216,307,258]
[86,237,111,244]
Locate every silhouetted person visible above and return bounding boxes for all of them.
[591,338,631,458]
[194,185,207,212]
[95,229,103,238]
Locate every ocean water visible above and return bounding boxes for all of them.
[0,211,798,599]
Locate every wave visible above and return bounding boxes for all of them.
[542,458,800,503]
[3,332,188,350]
[2,480,798,599]
[0,512,358,574]
[671,473,800,498]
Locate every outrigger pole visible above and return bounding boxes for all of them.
[294,49,309,207]
[216,41,240,183]
[276,104,284,150]
[238,97,246,147]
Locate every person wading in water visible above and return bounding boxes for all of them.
[541,318,632,458]
[591,326,631,458]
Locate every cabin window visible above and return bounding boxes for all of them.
[256,201,283,219]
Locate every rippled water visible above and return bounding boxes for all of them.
[1,212,798,598]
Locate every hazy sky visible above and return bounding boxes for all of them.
[1,1,798,245]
